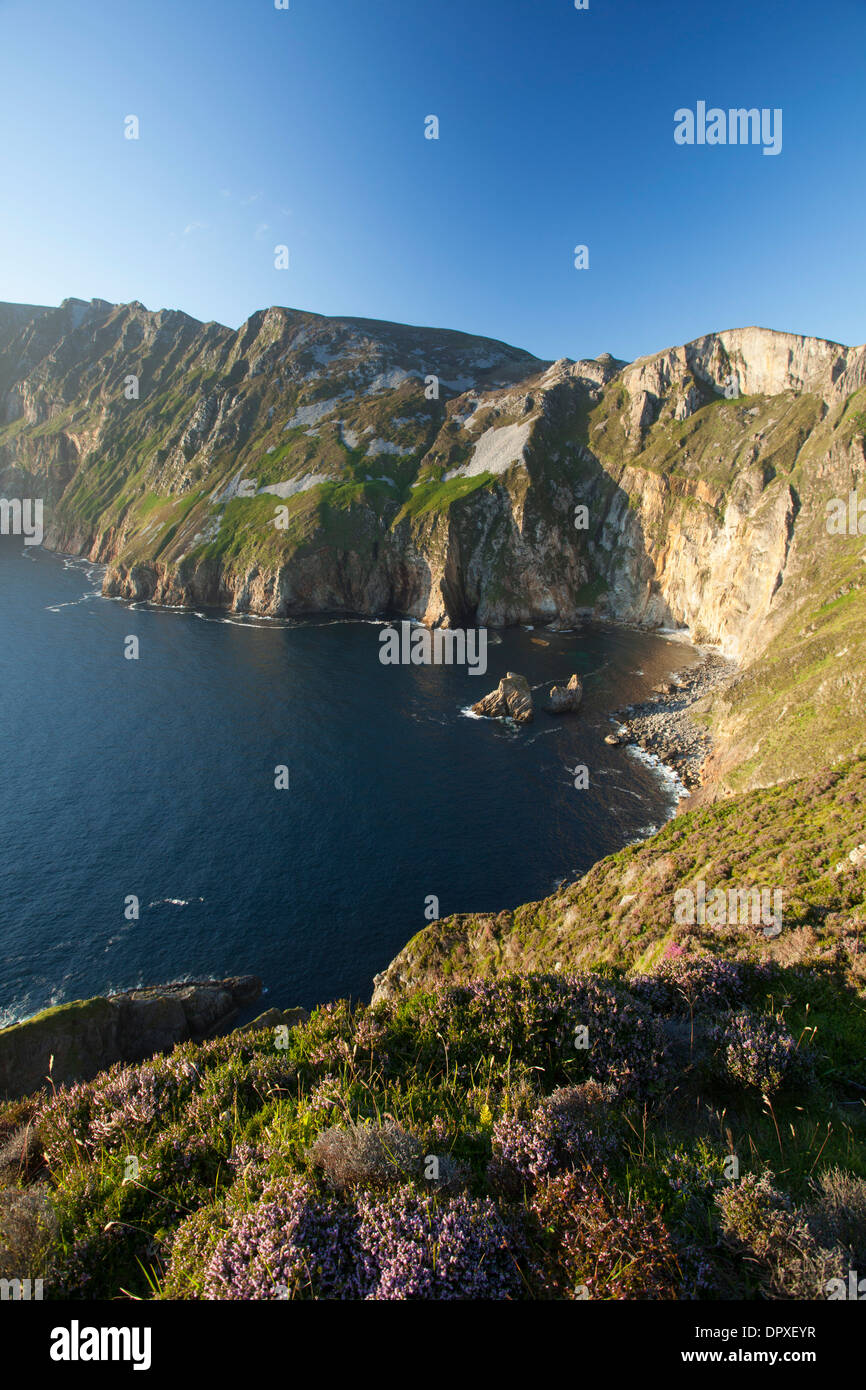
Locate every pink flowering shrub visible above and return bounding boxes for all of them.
[709,1011,813,1093]
[24,959,855,1301]
[37,1041,297,1168]
[488,1082,619,1194]
[399,974,667,1096]
[629,958,776,1018]
[202,1178,366,1300]
[529,1172,688,1300]
[184,1178,527,1300]
[356,1186,526,1300]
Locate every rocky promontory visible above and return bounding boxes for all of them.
[0,976,262,1100]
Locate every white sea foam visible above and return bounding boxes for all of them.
[625,823,662,845]
[46,593,100,611]
[625,742,689,803]
[147,897,205,908]
[524,728,560,744]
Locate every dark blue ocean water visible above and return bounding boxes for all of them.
[0,540,698,1024]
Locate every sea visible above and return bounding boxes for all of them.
[0,539,699,1025]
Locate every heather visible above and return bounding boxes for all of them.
[1,957,864,1301]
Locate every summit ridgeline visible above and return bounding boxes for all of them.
[2,300,866,793]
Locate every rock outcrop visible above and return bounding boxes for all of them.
[0,976,261,1100]
[236,1005,310,1034]
[547,673,582,713]
[472,671,534,723]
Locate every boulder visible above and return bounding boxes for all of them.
[472,672,533,724]
[548,673,583,714]
[223,975,264,1007]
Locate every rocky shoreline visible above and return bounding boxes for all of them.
[610,651,736,792]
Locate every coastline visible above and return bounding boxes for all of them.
[611,650,737,796]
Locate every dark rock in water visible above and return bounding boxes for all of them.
[472,671,533,724]
[604,731,623,745]
[0,975,262,1100]
[548,673,583,714]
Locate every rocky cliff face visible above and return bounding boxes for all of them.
[0,977,262,1100]
[2,299,865,788]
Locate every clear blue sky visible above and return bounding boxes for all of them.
[1,0,864,362]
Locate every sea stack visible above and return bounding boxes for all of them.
[548,673,583,713]
[472,671,534,723]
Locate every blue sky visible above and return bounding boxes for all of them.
[1,0,864,362]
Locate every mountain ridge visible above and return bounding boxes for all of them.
[1,297,865,794]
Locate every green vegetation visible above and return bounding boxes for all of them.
[394,470,496,522]
[2,956,864,1300]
